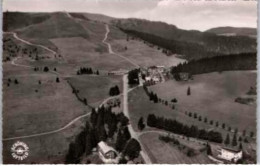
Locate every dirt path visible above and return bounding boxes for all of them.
[4,32,57,56]
[3,20,123,141]
[102,24,140,68]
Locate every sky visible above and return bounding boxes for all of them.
[2,0,258,31]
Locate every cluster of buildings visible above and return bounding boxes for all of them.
[142,66,166,84]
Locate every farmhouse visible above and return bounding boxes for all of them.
[218,147,242,162]
[98,141,119,164]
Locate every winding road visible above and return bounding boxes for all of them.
[4,17,153,164]
[122,75,152,164]
[3,19,123,141]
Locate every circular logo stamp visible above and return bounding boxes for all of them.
[11,141,29,161]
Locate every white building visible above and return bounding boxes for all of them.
[145,76,152,81]
[218,147,243,162]
[98,141,119,164]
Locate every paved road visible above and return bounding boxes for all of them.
[103,25,151,163]
[122,75,152,164]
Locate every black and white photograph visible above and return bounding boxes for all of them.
[1,0,257,164]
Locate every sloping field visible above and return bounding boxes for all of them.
[139,132,213,164]
[51,37,135,71]
[3,72,88,138]
[14,12,89,50]
[3,12,51,31]
[128,87,222,132]
[150,71,256,133]
[17,12,89,40]
[3,118,86,164]
[67,75,122,107]
[110,39,186,67]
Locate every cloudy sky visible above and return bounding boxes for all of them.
[3,0,257,31]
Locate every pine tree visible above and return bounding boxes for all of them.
[149,92,154,101]
[85,131,93,156]
[239,142,243,150]
[187,86,191,96]
[138,117,145,131]
[232,133,238,146]
[115,129,128,152]
[123,138,141,160]
[222,123,225,129]
[154,94,159,103]
[206,143,212,155]
[198,116,202,121]
[250,131,254,138]
[225,134,230,145]
[43,66,49,72]
[14,79,19,84]
[83,98,88,105]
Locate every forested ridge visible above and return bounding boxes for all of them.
[119,28,256,60]
[171,53,256,76]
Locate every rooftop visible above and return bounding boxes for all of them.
[221,146,241,153]
[98,141,117,154]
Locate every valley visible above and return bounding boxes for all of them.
[2,10,257,164]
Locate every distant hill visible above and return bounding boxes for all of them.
[16,12,90,40]
[3,12,109,51]
[81,12,115,23]
[3,12,51,31]
[114,19,256,60]
[206,27,257,38]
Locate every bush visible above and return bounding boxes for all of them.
[43,66,49,72]
[123,139,141,160]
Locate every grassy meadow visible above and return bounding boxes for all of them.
[149,71,256,133]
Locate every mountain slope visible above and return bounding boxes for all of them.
[3,12,51,31]
[16,12,89,40]
[206,27,257,38]
[114,19,256,60]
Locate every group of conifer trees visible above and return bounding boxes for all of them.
[171,53,256,77]
[65,106,141,164]
[77,67,99,75]
[147,114,223,143]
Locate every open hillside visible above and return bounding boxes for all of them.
[113,19,256,60]
[81,12,115,23]
[3,12,51,31]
